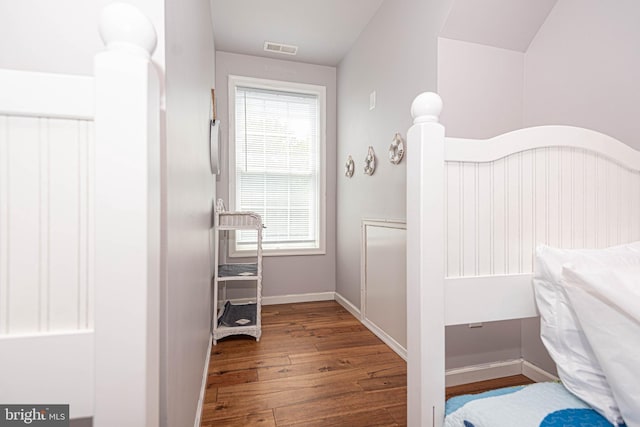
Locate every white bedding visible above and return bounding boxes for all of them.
[534,242,640,427]
[563,262,640,427]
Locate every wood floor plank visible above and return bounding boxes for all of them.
[201,409,276,426]
[357,374,407,391]
[257,356,355,381]
[280,408,399,427]
[445,374,534,399]
[208,369,368,421]
[207,369,258,388]
[385,404,407,426]
[259,351,401,381]
[364,360,407,378]
[217,368,366,401]
[204,387,217,404]
[313,330,384,351]
[209,354,290,373]
[288,344,392,364]
[204,301,412,426]
[273,388,406,425]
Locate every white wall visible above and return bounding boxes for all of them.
[438,38,524,138]
[162,0,216,426]
[214,51,337,298]
[523,0,640,150]
[0,0,165,77]
[520,0,640,372]
[336,0,453,308]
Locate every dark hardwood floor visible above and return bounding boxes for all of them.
[445,375,534,400]
[200,300,533,426]
[201,301,406,426]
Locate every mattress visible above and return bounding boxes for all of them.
[444,382,620,427]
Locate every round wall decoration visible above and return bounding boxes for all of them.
[364,146,376,176]
[388,132,405,165]
[345,155,355,177]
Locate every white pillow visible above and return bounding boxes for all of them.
[533,243,640,425]
[563,261,640,427]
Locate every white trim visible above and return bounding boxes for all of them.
[0,69,94,120]
[227,291,335,307]
[0,330,94,419]
[93,9,161,425]
[445,359,522,387]
[445,274,538,326]
[445,359,558,387]
[334,292,361,318]
[227,74,327,257]
[335,291,407,361]
[263,292,334,305]
[446,125,640,171]
[233,247,326,257]
[360,219,407,362]
[193,335,213,427]
[361,317,407,361]
[406,94,446,427]
[522,360,559,383]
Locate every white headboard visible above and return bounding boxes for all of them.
[0,4,161,425]
[405,92,640,427]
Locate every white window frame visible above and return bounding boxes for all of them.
[228,75,327,257]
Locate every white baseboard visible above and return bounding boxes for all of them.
[263,291,335,305]
[226,292,336,307]
[361,318,407,361]
[445,358,557,387]
[334,292,360,318]
[193,335,213,427]
[522,360,559,382]
[446,359,522,387]
[334,293,406,361]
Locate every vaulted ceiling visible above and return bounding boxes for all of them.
[210,0,384,66]
[440,0,558,52]
[210,0,559,68]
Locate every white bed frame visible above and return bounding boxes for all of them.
[406,92,640,426]
[0,4,160,426]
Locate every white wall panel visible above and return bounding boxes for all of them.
[361,220,407,354]
[492,160,504,274]
[445,147,640,278]
[461,163,476,276]
[0,115,94,334]
[6,116,41,333]
[477,163,492,276]
[0,331,94,418]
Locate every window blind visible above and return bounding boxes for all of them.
[234,86,320,250]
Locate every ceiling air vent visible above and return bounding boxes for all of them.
[264,41,298,56]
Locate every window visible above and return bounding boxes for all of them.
[229,75,326,256]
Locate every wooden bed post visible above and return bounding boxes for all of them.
[93,4,160,427]
[407,92,445,427]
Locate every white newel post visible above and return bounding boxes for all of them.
[94,4,160,427]
[407,93,445,427]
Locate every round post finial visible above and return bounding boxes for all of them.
[99,2,157,57]
[411,92,443,124]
